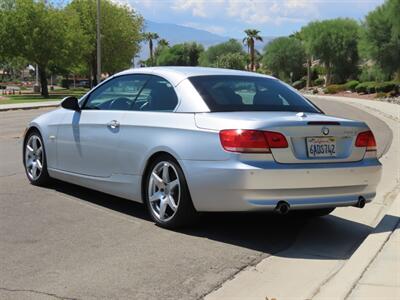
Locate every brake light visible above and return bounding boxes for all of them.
[219,129,288,153]
[355,130,376,151]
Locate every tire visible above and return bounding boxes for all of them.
[144,154,198,229]
[23,129,51,186]
[296,207,335,218]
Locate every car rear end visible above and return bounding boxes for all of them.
[179,74,382,212]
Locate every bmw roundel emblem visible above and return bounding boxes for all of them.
[322,127,330,136]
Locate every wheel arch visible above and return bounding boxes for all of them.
[140,151,182,203]
[22,125,43,161]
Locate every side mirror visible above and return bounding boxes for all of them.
[61,96,80,111]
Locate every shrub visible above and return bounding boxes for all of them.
[323,84,346,94]
[355,82,374,94]
[292,79,306,90]
[314,77,324,86]
[345,80,359,92]
[366,83,376,94]
[375,82,397,93]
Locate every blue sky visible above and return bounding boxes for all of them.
[115,0,384,38]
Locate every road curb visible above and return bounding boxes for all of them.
[309,95,400,299]
[0,102,60,112]
[313,194,400,299]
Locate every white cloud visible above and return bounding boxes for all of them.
[226,0,319,25]
[154,0,322,25]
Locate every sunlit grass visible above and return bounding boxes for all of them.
[0,88,89,105]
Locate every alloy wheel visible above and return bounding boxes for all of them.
[148,161,181,222]
[25,135,44,181]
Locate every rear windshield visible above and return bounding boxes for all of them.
[189,75,320,113]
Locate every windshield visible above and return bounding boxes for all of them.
[189,75,320,113]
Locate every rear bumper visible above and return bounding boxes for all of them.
[180,158,382,212]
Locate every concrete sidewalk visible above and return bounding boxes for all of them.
[350,221,400,299]
[312,95,400,300]
[0,100,60,111]
[314,193,400,300]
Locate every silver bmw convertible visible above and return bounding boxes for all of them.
[23,67,382,228]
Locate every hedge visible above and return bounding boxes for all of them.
[323,84,346,94]
[375,82,397,93]
[355,82,375,94]
[355,81,399,94]
[345,80,359,92]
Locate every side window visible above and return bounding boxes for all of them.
[133,76,178,112]
[83,75,149,111]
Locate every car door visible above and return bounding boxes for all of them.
[56,74,150,177]
[116,75,180,176]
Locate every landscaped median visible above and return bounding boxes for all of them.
[294,78,400,105]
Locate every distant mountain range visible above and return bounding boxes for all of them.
[137,20,276,63]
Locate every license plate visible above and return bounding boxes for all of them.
[307,137,336,158]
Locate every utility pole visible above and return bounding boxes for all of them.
[96,0,101,85]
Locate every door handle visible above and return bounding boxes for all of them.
[107,120,120,129]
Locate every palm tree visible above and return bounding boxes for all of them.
[154,39,170,61]
[243,29,263,71]
[143,32,159,65]
[158,38,169,48]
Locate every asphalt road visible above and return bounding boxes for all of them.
[0,100,393,300]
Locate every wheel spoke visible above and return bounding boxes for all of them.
[168,179,179,191]
[158,198,168,220]
[149,191,162,202]
[162,163,170,182]
[31,164,38,177]
[167,195,177,212]
[36,147,42,157]
[151,172,164,188]
[32,137,38,151]
[26,144,34,153]
[36,159,43,170]
[26,159,33,168]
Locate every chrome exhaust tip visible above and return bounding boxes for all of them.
[275,201,290,215]
[354,196,366,208]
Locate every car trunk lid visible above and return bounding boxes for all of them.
[195,111,369,163]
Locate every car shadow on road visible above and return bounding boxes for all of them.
[46,179,397,261]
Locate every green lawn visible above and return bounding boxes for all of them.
[0,88,88,105]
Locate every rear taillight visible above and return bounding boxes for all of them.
[355,130,377,151]
[219,129,288,153]
[264,131,289,148]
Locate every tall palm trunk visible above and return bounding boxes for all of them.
[250,41,255,71]
[149,40,154,65]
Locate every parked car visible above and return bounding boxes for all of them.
[23,67,382,228]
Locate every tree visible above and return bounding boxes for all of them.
[154,39,169,60]
[156,42,204,66]
[300,19,360,85]
[0,0,85,97]
[262,37,306,82]
[243,29,263,71]
[199,39,245,67]
[143,32,159,66]
[68,0,143,84]
[359,0,400,80]
[216,53,246,70]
